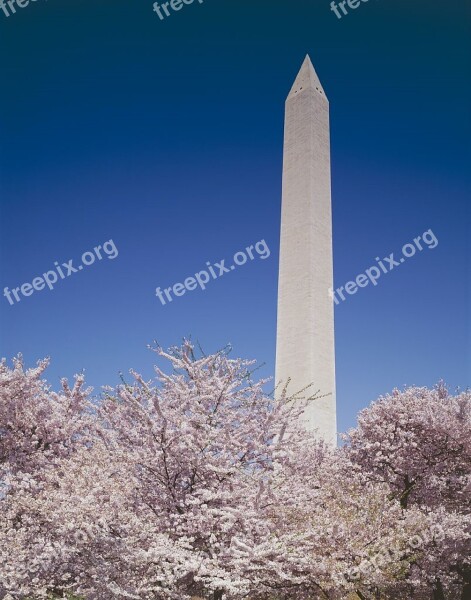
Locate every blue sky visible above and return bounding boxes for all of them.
[0,0,470,435]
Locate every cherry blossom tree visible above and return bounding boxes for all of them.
[0,356,96,599]
[344,384,471,599]
[89,342,321,599]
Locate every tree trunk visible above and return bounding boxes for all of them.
[433,578,446,600]
[461,582,471,600]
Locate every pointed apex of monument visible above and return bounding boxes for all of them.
[287,55,327,101]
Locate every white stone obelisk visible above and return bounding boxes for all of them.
[275,55,337,445]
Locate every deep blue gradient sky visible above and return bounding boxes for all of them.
[1,0,470,435]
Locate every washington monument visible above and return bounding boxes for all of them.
[275,55,337,445]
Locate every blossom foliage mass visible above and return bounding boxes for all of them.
[0,345,469,600]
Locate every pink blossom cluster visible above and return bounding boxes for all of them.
[0,345,469,600]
